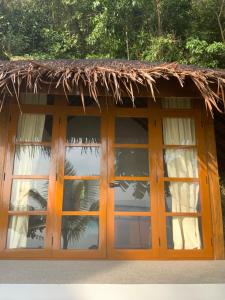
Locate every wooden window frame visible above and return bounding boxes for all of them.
[0,95,223,259]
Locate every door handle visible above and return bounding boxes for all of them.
[109,182,119,188]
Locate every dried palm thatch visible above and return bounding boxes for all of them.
[0,59,225,112]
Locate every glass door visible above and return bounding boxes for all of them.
[107,108,160,259]
[0,105,56,258]
[52,110,107,258]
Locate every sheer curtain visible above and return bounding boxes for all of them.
[8,95,47,249]
[163,118,201,250]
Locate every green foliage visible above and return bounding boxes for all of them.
[142,34,184,62]
[0,0,224,68]
[186,38,225,68]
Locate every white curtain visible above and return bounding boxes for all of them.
[163,118,201,250]
[8,96,47,249]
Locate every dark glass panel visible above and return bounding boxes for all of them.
[164,182,200,213]
[166,217,203,250]
[161,98,192,109]
[13,146,51,175]
[7,215,46,249]
[114,181,150,211]
[63,180,99,211]
[10,179,48,211]
[115,117,148,144]
[61,216,99,249]
[163,149,198,178]
[16,114,53,142]
[67,116,101,144]
[65,147,100,176]
[115,148,149,177]
[67,95,97,107]
[20,93,54,105]
[115,97,148,108]
[115,216,151,249]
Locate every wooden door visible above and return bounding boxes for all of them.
[106,103,160,259]
[52,108,107,259]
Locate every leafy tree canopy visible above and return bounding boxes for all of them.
[0,0,224,68]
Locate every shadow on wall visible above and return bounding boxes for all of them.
[219,177,225,243]
[214,109,225,243]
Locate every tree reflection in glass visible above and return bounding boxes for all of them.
[61,216,99,249]
[115,148,149,177]
[114,181,150,211]
[7,215,46,249]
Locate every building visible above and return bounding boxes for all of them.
[0,59,224,260]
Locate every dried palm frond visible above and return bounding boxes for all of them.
[0,59,224,113]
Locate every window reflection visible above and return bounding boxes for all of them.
[115,117,148,144]
[65,147,100,176]
[7,215,46,249]
[10,179,48,211]
[61,216,99,249]
[115,148,149,177]
[67,116,101,144]
[13,146,51,175]
[16,114,53,142]
[114,181,150,211]
[63,180,99,211]
[115,216,151,249]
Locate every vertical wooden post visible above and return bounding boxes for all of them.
[205,115,225,259]
[0,100,10,248]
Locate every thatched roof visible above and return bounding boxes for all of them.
[0,59,225,112]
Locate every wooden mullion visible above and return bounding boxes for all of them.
[161,177,199,182]
[12,175,50,180]
[0,108,20,251]
[63,176,100,180]
[61,211,99,216]
[113,144,148,148]
[8,211,48,216]
[15,141,52,147]
[165,212,201,217]
[163,145,197,149]
[114,211,152,216]
[205,113,224,259]
[65,143,101,147]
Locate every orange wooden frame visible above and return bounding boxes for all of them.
[0,95,219,259]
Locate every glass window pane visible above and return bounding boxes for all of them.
[16,114,53,142]
[115,216,151,249]
[7,215,46,249]
[114,181,150,212]
[20,93,54,105]
[166,217,202,250]
[10,179,49,211]
[65,147,100,176]
[115,148,149,177]
[67,95,97,107]
[163,118,196,145]
[13,146,51,175]
[115,118,148,144]
[67,116,101,144]
[161,98,192,109]
[165,182,200,212]
[61,216,99,249]
[115,97,148,108]
[164,149,198,178]
[63,180,99,211]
